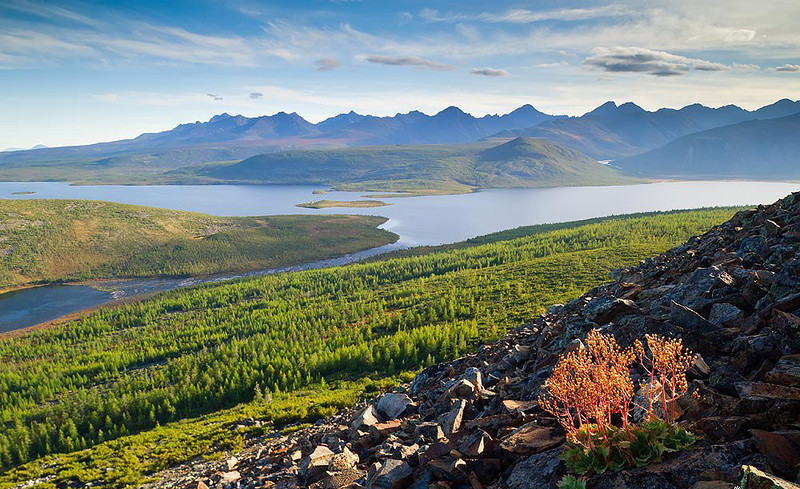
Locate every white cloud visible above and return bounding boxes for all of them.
[769,64,800,72]
[471,67,509,77]
[583,47,732,76]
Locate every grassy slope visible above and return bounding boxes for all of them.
[0,207,740,488]
[0,199,397,289]
[172,137,640,193]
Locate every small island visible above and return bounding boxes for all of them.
[296,199,391,209]
[11,191,36,195]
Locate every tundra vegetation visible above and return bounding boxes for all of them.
[0,208,738,488]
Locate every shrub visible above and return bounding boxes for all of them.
[540,331,696,476]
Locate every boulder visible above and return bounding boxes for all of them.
[369,459,413,489]
[670,301,715,331]
[328,447,359,472]
[310,469,365,489]
[499,423,564,455]
[219,471,241,484]
[416,422,445,442]
[501,399,538,414]
[583,296,638,324]
[438,400,466,437]
[352,405,383,430]
[458,430,490,457]
[377,393,414,420]
[709,303,743,326]
[736,382,800,401]
[370,420,403,440]
[301,445,336,483]
[740,465,800,489]
[506,448,562,489]
[766,355,800,387]
[445,379,477,400]
[750,430,800,479]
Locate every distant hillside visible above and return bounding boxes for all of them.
[180,137,638,192]
[614,112,800,179]
[0,200,396,289]
[499,98,800,159]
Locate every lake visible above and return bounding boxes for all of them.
[2,180,799,332]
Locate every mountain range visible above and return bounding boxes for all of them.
[615,112,800,179]
[497,98,800,159]
[0,98,798,186]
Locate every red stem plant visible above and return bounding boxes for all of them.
[540,330,694,445]
[634,334,694,424]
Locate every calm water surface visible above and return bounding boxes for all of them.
[2,180,799,332]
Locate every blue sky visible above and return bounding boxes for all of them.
[1,0,799,148]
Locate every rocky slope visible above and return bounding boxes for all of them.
[145,193,800,489]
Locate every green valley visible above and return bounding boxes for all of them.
[0,199,397,290]
[0,207,739,488]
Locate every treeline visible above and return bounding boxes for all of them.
[0,209,737,469]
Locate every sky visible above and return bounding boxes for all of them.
[1,0,799,149]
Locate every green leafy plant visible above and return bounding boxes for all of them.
[558,474,587,489]
[540,331,697,477]
[561,419,695,475]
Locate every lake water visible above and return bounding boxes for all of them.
[2,180,799,332]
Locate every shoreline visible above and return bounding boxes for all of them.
[0,240,405,337]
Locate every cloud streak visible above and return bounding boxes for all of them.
[583,47,731,76]
[478,5,630,23]
[471,67,509,77]
[206,93,223,101]
[769,64,800,72]
[365,55,454,71]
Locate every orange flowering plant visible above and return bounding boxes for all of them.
[540,331,696,476]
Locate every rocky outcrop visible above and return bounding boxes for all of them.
[145,193,800,489]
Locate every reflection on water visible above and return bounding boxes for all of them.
[2,180,799,332]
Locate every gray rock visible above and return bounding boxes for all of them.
[328,447,359,472]
[438,399,466,437]
[670,301,715,331]
[376,393,414,420]
[300,446,335,483]
[709,303,744,326]
[351,405,382,431]
[506,448,562,489]
[460,367,483,391]
[368,459,412,489]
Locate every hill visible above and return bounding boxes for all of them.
[499,98,800,159]
[0,208,739,487]
[0,199,397,289]
[614,112,800,179]
[182,137,638,192]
